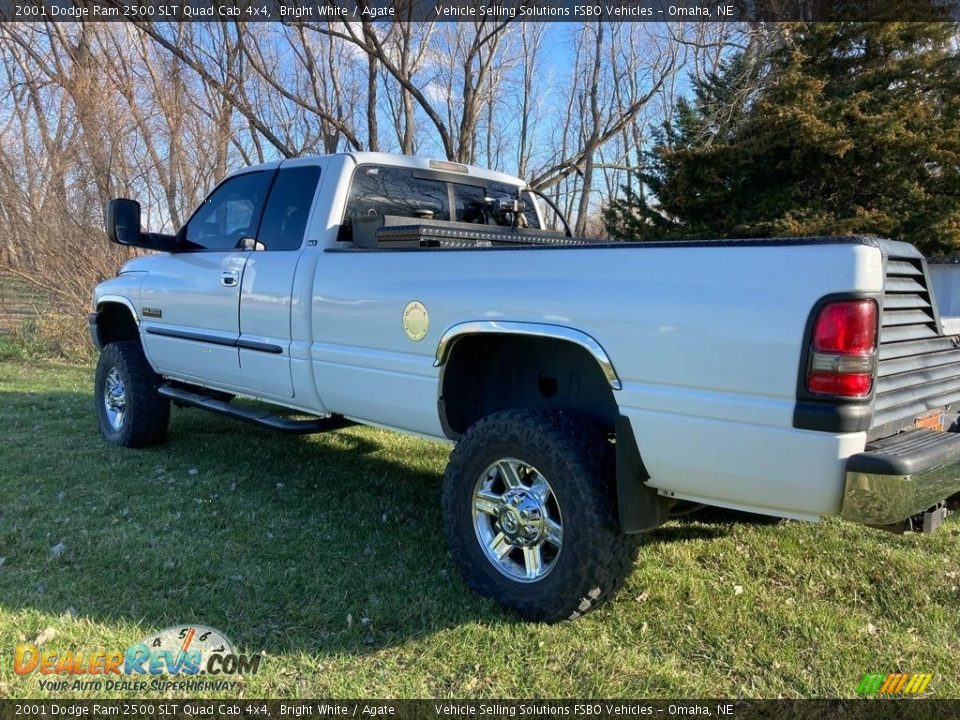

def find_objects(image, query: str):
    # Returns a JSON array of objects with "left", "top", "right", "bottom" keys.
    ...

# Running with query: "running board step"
[{"left": 158, "top": 384, "right": 350, "bottom": 435}]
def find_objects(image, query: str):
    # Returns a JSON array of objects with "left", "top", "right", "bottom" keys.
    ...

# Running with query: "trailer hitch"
[{"left": 875, "top": 502, "right": 950, "bottom": 534}]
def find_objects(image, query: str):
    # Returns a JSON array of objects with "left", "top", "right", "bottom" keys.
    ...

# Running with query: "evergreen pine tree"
[{"left": 605, "top": 14, "right": 960, "bottom": 256}]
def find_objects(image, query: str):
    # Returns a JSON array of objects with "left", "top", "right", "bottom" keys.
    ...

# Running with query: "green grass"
[{"left": 1, "top": 358, "right": 959, "bottom": 699}]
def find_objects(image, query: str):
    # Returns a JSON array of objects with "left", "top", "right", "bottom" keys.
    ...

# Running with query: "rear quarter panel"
[{"left": 309, "top": 240, "right": 884, "bottom": 519}]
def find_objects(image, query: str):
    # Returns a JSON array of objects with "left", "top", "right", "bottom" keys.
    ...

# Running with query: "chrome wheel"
[
  {"left": 103, "top": 367, "right": 126, "bottom": 431},
  {"left": 472, "top": 458, "right": 563, "bottom": 583}
]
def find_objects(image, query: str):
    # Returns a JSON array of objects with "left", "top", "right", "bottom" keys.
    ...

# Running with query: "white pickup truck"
[{"left": 90, "top": 152, "right": 960, "bottom": 621}]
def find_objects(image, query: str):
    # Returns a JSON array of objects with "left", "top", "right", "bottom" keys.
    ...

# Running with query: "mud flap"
[{"left": 615, "top": 415, "right": 671, "bottom": 533}]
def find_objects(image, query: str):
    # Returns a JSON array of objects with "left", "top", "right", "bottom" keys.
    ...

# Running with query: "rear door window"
[{"left": 257, "top": 166, "right": 322, "bottom": 251}]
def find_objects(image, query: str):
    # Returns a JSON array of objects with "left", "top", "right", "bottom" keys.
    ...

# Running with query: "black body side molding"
[{"left": 145, "top": 326, "right": 283, "bottom": 354}]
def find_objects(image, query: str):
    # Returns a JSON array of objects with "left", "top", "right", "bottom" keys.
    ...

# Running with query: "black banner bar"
[
  {"left": 1, "top": 700, "right": 958, "bottom": 720},
  {"left": 1, "top": 0, "right": 958, "bottom": 22}
]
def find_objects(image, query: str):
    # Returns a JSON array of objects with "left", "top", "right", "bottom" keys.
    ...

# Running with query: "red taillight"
[
  {"left": 806, "top": 299, "right": 878, "bottom": 398},
  {"left": 806, "top": 372, "right": 873, "bottom": 396},
  {"left": 813, "top": 300, "right": 877, "bottom": 354}
]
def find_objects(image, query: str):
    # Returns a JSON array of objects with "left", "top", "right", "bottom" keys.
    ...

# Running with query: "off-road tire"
[
  {"left": 95, "top": 341, "right": 170, "bottom": 448},
  {"left": 441, "top": 408, "right": 640, "bottom": 622}
]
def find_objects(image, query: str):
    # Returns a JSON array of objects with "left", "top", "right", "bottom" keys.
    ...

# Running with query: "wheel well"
[
  {"left": 96, "top": 302, "right": 140, "bottom": 347},
  {"left": 439, "top": 334, "right": 619, "bottom": 438}
]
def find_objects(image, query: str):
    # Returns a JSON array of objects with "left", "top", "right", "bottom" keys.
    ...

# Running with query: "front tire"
[
  {"left": 441, "top": 409, "right": 639, "bottom": 622},
  {"left": 95, "top": 341, "right": 170, "bottom": 448}
]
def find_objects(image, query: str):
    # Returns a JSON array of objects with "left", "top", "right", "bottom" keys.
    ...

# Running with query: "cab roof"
[{"left": 226, "top": 152, "right": 528, "bottom": 188}]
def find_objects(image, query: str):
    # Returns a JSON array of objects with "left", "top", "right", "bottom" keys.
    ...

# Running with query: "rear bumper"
[{"left": 841, "top": 429, "right": 960, "bottom": 525}]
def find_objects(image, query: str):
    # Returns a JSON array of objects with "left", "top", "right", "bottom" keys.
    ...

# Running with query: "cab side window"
[
  {"left": 257, "top": 166, "right": 322, "bottom": 251},
  {"left": 182, "top": 171, "right": 271, "bottom": 251}
]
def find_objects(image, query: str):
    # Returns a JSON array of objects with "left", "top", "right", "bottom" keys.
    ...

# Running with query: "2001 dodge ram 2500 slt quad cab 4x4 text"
[{"left": 90, "top": 152, "right": 960, "bottom": 621}]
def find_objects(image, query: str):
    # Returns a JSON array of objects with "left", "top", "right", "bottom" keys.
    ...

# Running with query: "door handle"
[{"left": 221, "top": 271, "right": 239, "bottom": 287}]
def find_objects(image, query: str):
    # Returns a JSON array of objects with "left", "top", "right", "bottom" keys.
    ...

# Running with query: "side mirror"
[
  {"left": 105, "top": 198, "right": 178, "bottom": 252},
  {"left": 105, "top": 198, "right": 142, "bottom": 246}
]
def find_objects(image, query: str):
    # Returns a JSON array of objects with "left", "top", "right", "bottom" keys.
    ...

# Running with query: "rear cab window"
[
  {"left": 455, "top": 181, "right": 541, "bottom": 229},
  {"left": 345, "top": 166, "right": 450, "bottom": 224},
  {"left": 340, "top": 164, "right": 540, "bottom": 244}
]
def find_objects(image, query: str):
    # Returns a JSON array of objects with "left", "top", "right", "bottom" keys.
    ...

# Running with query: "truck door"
[
  {"left": 140, "top": 170, "right": 274, "bottom": 388},
  {"left": 238, "top": 163, "right": 324, "bottom": 398}
]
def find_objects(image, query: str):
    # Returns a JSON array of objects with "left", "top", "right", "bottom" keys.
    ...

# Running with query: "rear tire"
[
  {"left": 441, "top": 408, "right": 639, "bottom": 622},
  {"left": 95, "top": 341, "right": 170, "bottom": 448}
]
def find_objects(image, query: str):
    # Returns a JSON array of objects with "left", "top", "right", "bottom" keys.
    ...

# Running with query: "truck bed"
[{"left": 340, "top": 224, "right": 889, "bottom": 252}]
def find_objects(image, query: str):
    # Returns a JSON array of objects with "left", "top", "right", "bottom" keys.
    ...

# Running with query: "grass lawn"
[{"left": 0, "top": 358, "right": 959, "bottom": 700}]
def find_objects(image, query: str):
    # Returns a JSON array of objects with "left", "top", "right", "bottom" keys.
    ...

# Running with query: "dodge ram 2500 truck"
[{"left": 90, "top": 152, "right": 960, "bottom": 621}]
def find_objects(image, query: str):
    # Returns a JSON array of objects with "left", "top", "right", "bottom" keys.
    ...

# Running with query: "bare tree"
[
  {"left": 0, "top": 19, "right": 754, "bottom": 355},
  {"left": 0, "top": 22, "right": 264, "bottom": 349},
  {"left": 514, "top": 23, "right": 546, "bottom": 179},
  {"left": 523, "top": 23, "right": 680, "bottom": 235},
  {"left": 380, "top": 20, "right": 434, "bottom": 154},
  {"left": 303, "top": 15, "right": 515, "bottom": 163}
]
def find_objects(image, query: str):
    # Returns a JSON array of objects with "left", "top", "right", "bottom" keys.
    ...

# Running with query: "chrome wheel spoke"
[
  {"left": 529, "top": 476, "right": 551, "bottom": 504},
  {"left": 489, "top": 532, "right": 513, "bottom": 560},
  {"left": 544, "top": 518, "right": 562, "bottom": 547},
  {"left": 474, "top": 490, "right": 501, "bottom": 516},
  {"left": 496, "top": 460, "right": 523, "bottom": 489},
  {"left": 523, "top": 546, "right": 543, "bottom": 579}
]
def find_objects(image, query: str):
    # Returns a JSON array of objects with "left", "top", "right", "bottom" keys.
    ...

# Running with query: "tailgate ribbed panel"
[{"left": 874, "top": 250, "right": 960, "bottom": 428}]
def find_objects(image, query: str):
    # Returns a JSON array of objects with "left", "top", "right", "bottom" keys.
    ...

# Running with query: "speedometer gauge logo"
[
  {"left": 140, "top": 625, "right": 236, "bottom": 661},
  {"left": 127, "top": 625, "right": 258, "bottom": 676}
]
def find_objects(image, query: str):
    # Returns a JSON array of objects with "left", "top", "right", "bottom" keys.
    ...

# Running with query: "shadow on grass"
[
  {"left": 1, "top": 389, "right": 527, "bottom": 655},
  {"left": 0, "top": 388, "right": 750, "bottom": 656}
]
